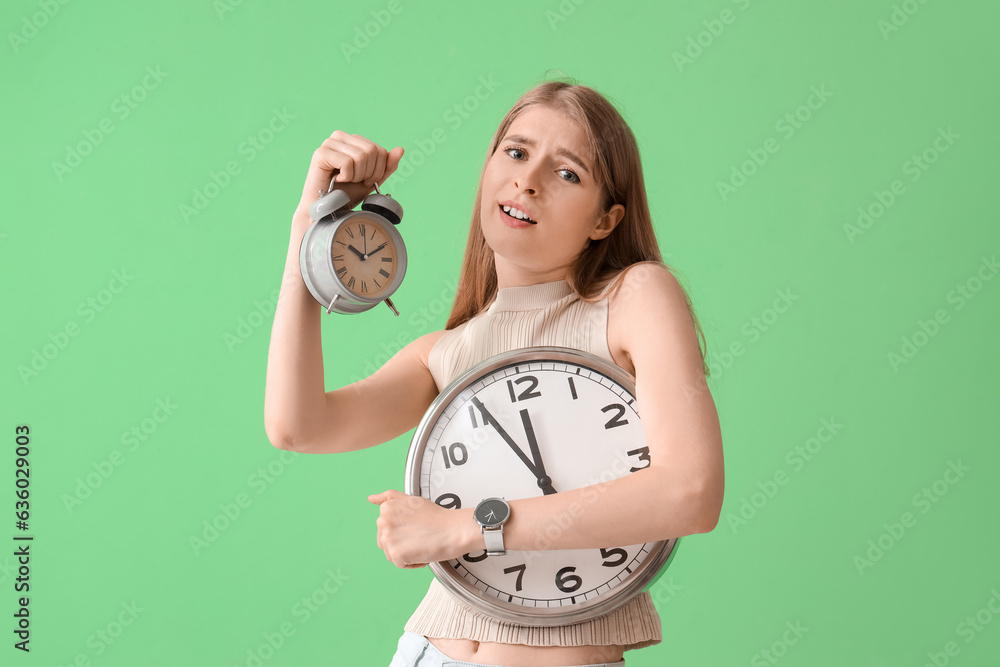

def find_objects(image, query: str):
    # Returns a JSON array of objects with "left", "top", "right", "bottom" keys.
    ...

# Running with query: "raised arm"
[{"left": 263, "top": 133, "right": 442, "bottom": 454}]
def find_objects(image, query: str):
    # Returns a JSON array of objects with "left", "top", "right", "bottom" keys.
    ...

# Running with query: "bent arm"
[
  {"left": 263, "top": 209, "right": 441, "bottom": 454},
  {"left": 263, "top": 211, "right": 326, "bottom": 450},
  {"left": 446, "top": 265, "right": 725, "bottom": 553}
]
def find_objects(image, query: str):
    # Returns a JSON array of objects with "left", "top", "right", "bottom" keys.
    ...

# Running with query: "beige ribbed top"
[{"left": 403, "top": 278, "right": 663, "bottom": 651}]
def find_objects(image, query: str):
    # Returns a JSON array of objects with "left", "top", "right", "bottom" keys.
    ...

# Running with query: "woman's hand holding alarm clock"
[
  {"left": 294, "top": 131, "right": 404, "bottom": 218},
  {"left": 293, "top": 132, "right": 410, "bottom": 316}
]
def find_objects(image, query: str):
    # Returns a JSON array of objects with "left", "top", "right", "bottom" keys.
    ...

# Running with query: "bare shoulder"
[
  {"left": 376, "top": 328, "right": 449, "bottom": 382},
  {"left": 606, "top": 263, "right": 700, "bottom": 377},
  {"left": 402, "top": 328, "right": 449, "bottom": 362}
]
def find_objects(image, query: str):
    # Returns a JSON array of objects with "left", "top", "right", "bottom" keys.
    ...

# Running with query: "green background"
[{"left": 3, "top": 0, "right": 999, "bottom": 664}]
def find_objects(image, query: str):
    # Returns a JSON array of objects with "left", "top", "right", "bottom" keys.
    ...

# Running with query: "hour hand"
[
  {"left": 519, "top": 409, "right": 557, "bottom": 495},
  {"left": 348, "top": 244, "right": 366, "bottom": 260}
]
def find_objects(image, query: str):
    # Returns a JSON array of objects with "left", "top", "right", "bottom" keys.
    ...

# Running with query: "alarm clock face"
[
  {"left": 330, "top": 212, "right": 400, "bottom": 300},
  {"left": 405, "top": 347, "right": 677, "bottom": 625}
]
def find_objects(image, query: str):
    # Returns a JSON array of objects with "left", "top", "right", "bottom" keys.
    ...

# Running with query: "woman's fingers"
[
  {"left": 368, "top": 146, "right": 388, "bottom": 186},
  {"left": 381, "top": 146, "right": 405, "bottom": 186},
  {"left": 298, "top": 132, "right": 405, "bottom": 215}
]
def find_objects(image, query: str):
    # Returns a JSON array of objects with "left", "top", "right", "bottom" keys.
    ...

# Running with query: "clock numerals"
[
  {"left": 555, "top": 566, "right": 583, "bottom": 593},
  {"left": 507, "top": 375, "right": 541, "bottom": 403},
  {"left": 463, "top": 549, "right": 489, "bottom": 563},
  {"left": 379, "top": 268, "right": 390, "bottom": 278},
  {"left": 345, "top": 226, "right": 355, "bottom": 239},
  {"left": 434, "top": 493, "right": 461, "bottom": 509},
  {"left": 600, "top": 547, "right": 628, "bottom": 567},
  {"left": 601, "top": 403, "right": 629, "bottom": 429},
  {"left": 335, "top": 266, "right": 347, "bottom": 278},
  {"left": 503, "top": 564, "right": 526, "bottom": 592},
  {"left": 567, "top": 376, "right": 578, "bottom": 400},
  {"left": 440, "top": 442, "right": 468, "bottom": 469},
  {"left": 359, "top": 223, "right": 366, "bottom": 238},
  {"left": 627, "top": 446, "right": 651, "bottom": 472}
]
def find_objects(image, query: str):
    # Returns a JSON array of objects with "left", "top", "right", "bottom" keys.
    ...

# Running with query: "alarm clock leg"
[
  {"left": 384, "top": 298, "right": 399, "bottom": 316},
  {"left": 325, "top": 294, "right": 340, "bottom": 315}
]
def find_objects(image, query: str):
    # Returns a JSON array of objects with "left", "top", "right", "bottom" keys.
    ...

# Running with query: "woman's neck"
[{"left": 493, "top": 255, "right": 570, "bottom": 289}]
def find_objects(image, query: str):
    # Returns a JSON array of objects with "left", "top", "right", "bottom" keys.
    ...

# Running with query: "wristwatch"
[{"left": 473, "top": 497, "right": 511, "bottom": 556}]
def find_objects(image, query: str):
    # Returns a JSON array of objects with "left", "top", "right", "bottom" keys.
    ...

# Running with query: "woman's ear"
[{"left": 590, "top": 204, "right": 625, "bottom": 241}]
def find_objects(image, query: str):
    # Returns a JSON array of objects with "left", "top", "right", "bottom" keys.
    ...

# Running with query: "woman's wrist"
[{"left": 453, "top": 507, "right": 482, "bottom": 556}]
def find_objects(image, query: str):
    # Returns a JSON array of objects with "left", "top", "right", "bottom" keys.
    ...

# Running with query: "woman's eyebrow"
[{"left": 503, "top": 134, "right": 591, "bottom": 175}]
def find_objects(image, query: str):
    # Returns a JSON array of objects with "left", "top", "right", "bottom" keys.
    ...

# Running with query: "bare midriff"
[{"left": 427, "top": 637, "right": 624, "bottom": 666}]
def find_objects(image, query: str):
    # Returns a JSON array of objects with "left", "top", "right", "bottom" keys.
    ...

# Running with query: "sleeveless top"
[{"left": 403, "top": 278, "right": 663, "bottom": 651}]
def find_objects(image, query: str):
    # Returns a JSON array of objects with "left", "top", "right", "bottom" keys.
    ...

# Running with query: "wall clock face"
[{"left": 405, "top": 346, "right": 680, "bottom": 625}]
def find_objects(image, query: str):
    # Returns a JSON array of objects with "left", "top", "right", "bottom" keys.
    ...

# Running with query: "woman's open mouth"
[{"left": 499, "top": 204, "right": 537, "bottom": 227}]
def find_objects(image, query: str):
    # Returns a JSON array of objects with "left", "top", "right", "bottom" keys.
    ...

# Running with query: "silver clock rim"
[
  {"left": 299, "top": 212, "right": 407, "bottom": 314},
  {"left": 404, "top": 345, "right": 680, "bottom": 626}
]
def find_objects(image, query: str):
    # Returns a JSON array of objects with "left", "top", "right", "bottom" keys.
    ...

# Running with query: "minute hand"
[{"left": 469, "top": 398, "right": 558, "bottom": 495}]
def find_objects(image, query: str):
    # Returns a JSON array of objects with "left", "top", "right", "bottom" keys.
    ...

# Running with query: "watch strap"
[{"left": 482, "top": 526, "right": 506, "bottom": 556}]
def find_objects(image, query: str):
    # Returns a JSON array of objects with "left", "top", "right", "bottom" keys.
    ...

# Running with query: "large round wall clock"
[{"left": 404, "top": 346, "right": 681, "bottom": 625}]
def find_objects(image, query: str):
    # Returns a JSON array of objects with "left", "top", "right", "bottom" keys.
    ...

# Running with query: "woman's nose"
[{"left": 514, "top": 171, "right": 539, "bottom": 195}]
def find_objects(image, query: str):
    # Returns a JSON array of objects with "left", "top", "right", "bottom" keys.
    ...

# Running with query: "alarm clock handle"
[{"left": 309, "top": 188, "right": 352, "bottom": 222}]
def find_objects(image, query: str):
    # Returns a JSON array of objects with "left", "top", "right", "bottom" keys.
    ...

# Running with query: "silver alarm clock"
[{"left": 299, "top": 177, "right": 406, "bottom": 315}]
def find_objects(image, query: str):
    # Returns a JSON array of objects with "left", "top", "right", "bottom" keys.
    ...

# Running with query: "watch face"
[
  {"left": 330, "top": 213, "right": 399, "bottom": 299},
  {"left": 474, "top": 498, "right": 510, "bottom": 527},
  {"left": 406, "top": 347, "right": 678, "bottom": 625}
]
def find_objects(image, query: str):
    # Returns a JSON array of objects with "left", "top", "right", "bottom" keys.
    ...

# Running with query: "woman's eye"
[
  {"left": 505, "top": 147, "right": 525, "bottom": 160},
  {"left": 558, "top": 169, "right": 580, "bottom": 183}
]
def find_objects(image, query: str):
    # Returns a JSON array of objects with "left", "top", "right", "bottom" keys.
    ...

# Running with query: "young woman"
[{"left": 265, "top": 81, "right": 725, "bottom": 667}]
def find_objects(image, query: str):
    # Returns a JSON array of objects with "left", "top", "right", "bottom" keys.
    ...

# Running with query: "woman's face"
[{"left": 479, "top": 105, "right": 624, "bottom": 286}]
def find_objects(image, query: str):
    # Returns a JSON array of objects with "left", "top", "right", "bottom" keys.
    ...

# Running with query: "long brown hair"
[{"left": 445, "top": 79, "right": 711, "bottom": 377}]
